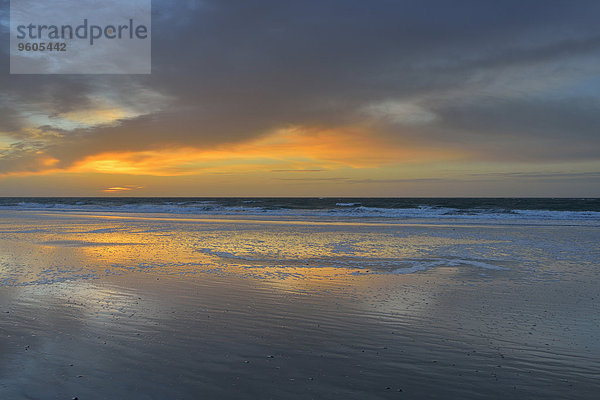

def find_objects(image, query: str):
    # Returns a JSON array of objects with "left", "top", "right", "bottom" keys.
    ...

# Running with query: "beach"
[
  {"left": 1, "top": 201, "right": 599, "bottom": 399},
  {"left": 4, "top": 0, "right": 600, "bottom": 398}
]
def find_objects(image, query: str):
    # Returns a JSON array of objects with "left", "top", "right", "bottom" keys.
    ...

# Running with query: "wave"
[{"left": 0, "top": 198, "right": 599, "bottom": 221}]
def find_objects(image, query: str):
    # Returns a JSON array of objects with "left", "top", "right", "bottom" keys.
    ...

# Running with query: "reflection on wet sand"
[{"left": 1, "top": 210, "right": 599, "bottom": 399}]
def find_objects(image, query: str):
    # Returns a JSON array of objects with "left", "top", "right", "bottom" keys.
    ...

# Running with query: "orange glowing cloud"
[
  {"left": 66, "top": 126, "right": 461, "bottom": 176},
  {"left": 102, "top": 185, "right": 144, "bottom": 193},
  {"left": 1, "top": 126, "right": 462, "bottom": 178}
]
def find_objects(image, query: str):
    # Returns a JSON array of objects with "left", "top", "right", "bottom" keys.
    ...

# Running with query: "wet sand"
[{"left": 1, "top": 210, "right": 599, "bottom": 399}]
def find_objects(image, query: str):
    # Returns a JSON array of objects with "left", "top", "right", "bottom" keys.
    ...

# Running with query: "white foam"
[
  {"left": 391, "top": 258, "right": 509, "bottom": 274},
  {"left": 1, "top": 201, "right": 599, "bottom": 221}
]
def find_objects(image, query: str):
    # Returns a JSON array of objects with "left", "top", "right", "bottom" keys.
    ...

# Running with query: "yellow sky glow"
[{"left": 66, "top": 127, "right": 460, "bottom": 176}]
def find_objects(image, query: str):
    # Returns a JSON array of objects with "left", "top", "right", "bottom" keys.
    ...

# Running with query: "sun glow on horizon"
[{"left": 61, "top": 127, "right": 462, "bottom": 177}]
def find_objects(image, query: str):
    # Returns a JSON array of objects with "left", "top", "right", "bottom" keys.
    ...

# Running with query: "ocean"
[{"left": 1, "top": 197, "right": 600, "bottom": 220}]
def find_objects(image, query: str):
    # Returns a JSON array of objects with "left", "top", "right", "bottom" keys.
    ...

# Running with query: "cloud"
[
  {"left": 102, "top": 185, "right": 144, "bottom": 193},
  {"left": 418, "top": 97, "right": 600, "bottom": 161},
  {"left": 7, "top": 126, "right": 457, "bottom": 177},
  {"left": 364, "top": 102, "right": 437, "bottom": 126},
  {"left": 1, "top": 0, "right": 600, "bottom": 184},
  {"left": 271, "top": 169, "right": 325, "bottom": 173},
  {"left": 467, "top": 171, "right": 600, "bottom": 180}
]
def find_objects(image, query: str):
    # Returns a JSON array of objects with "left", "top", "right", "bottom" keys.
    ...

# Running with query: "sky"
[{"left": 1, "top": 0, "right": 600, "bottom": 197}]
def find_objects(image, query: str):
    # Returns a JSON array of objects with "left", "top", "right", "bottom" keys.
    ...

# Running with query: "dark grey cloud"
[
  {"left": 434, "top": 97, "right": 600, "bottom": 141},
  {"left": 2, "top": 0, "right": 600, "bottom": 173},
  {"left": 395, "top": 97, "right": 600, "bottom": 161},
  {"left": 0, "top": 106, "right": 23, "bottom": 132}
]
